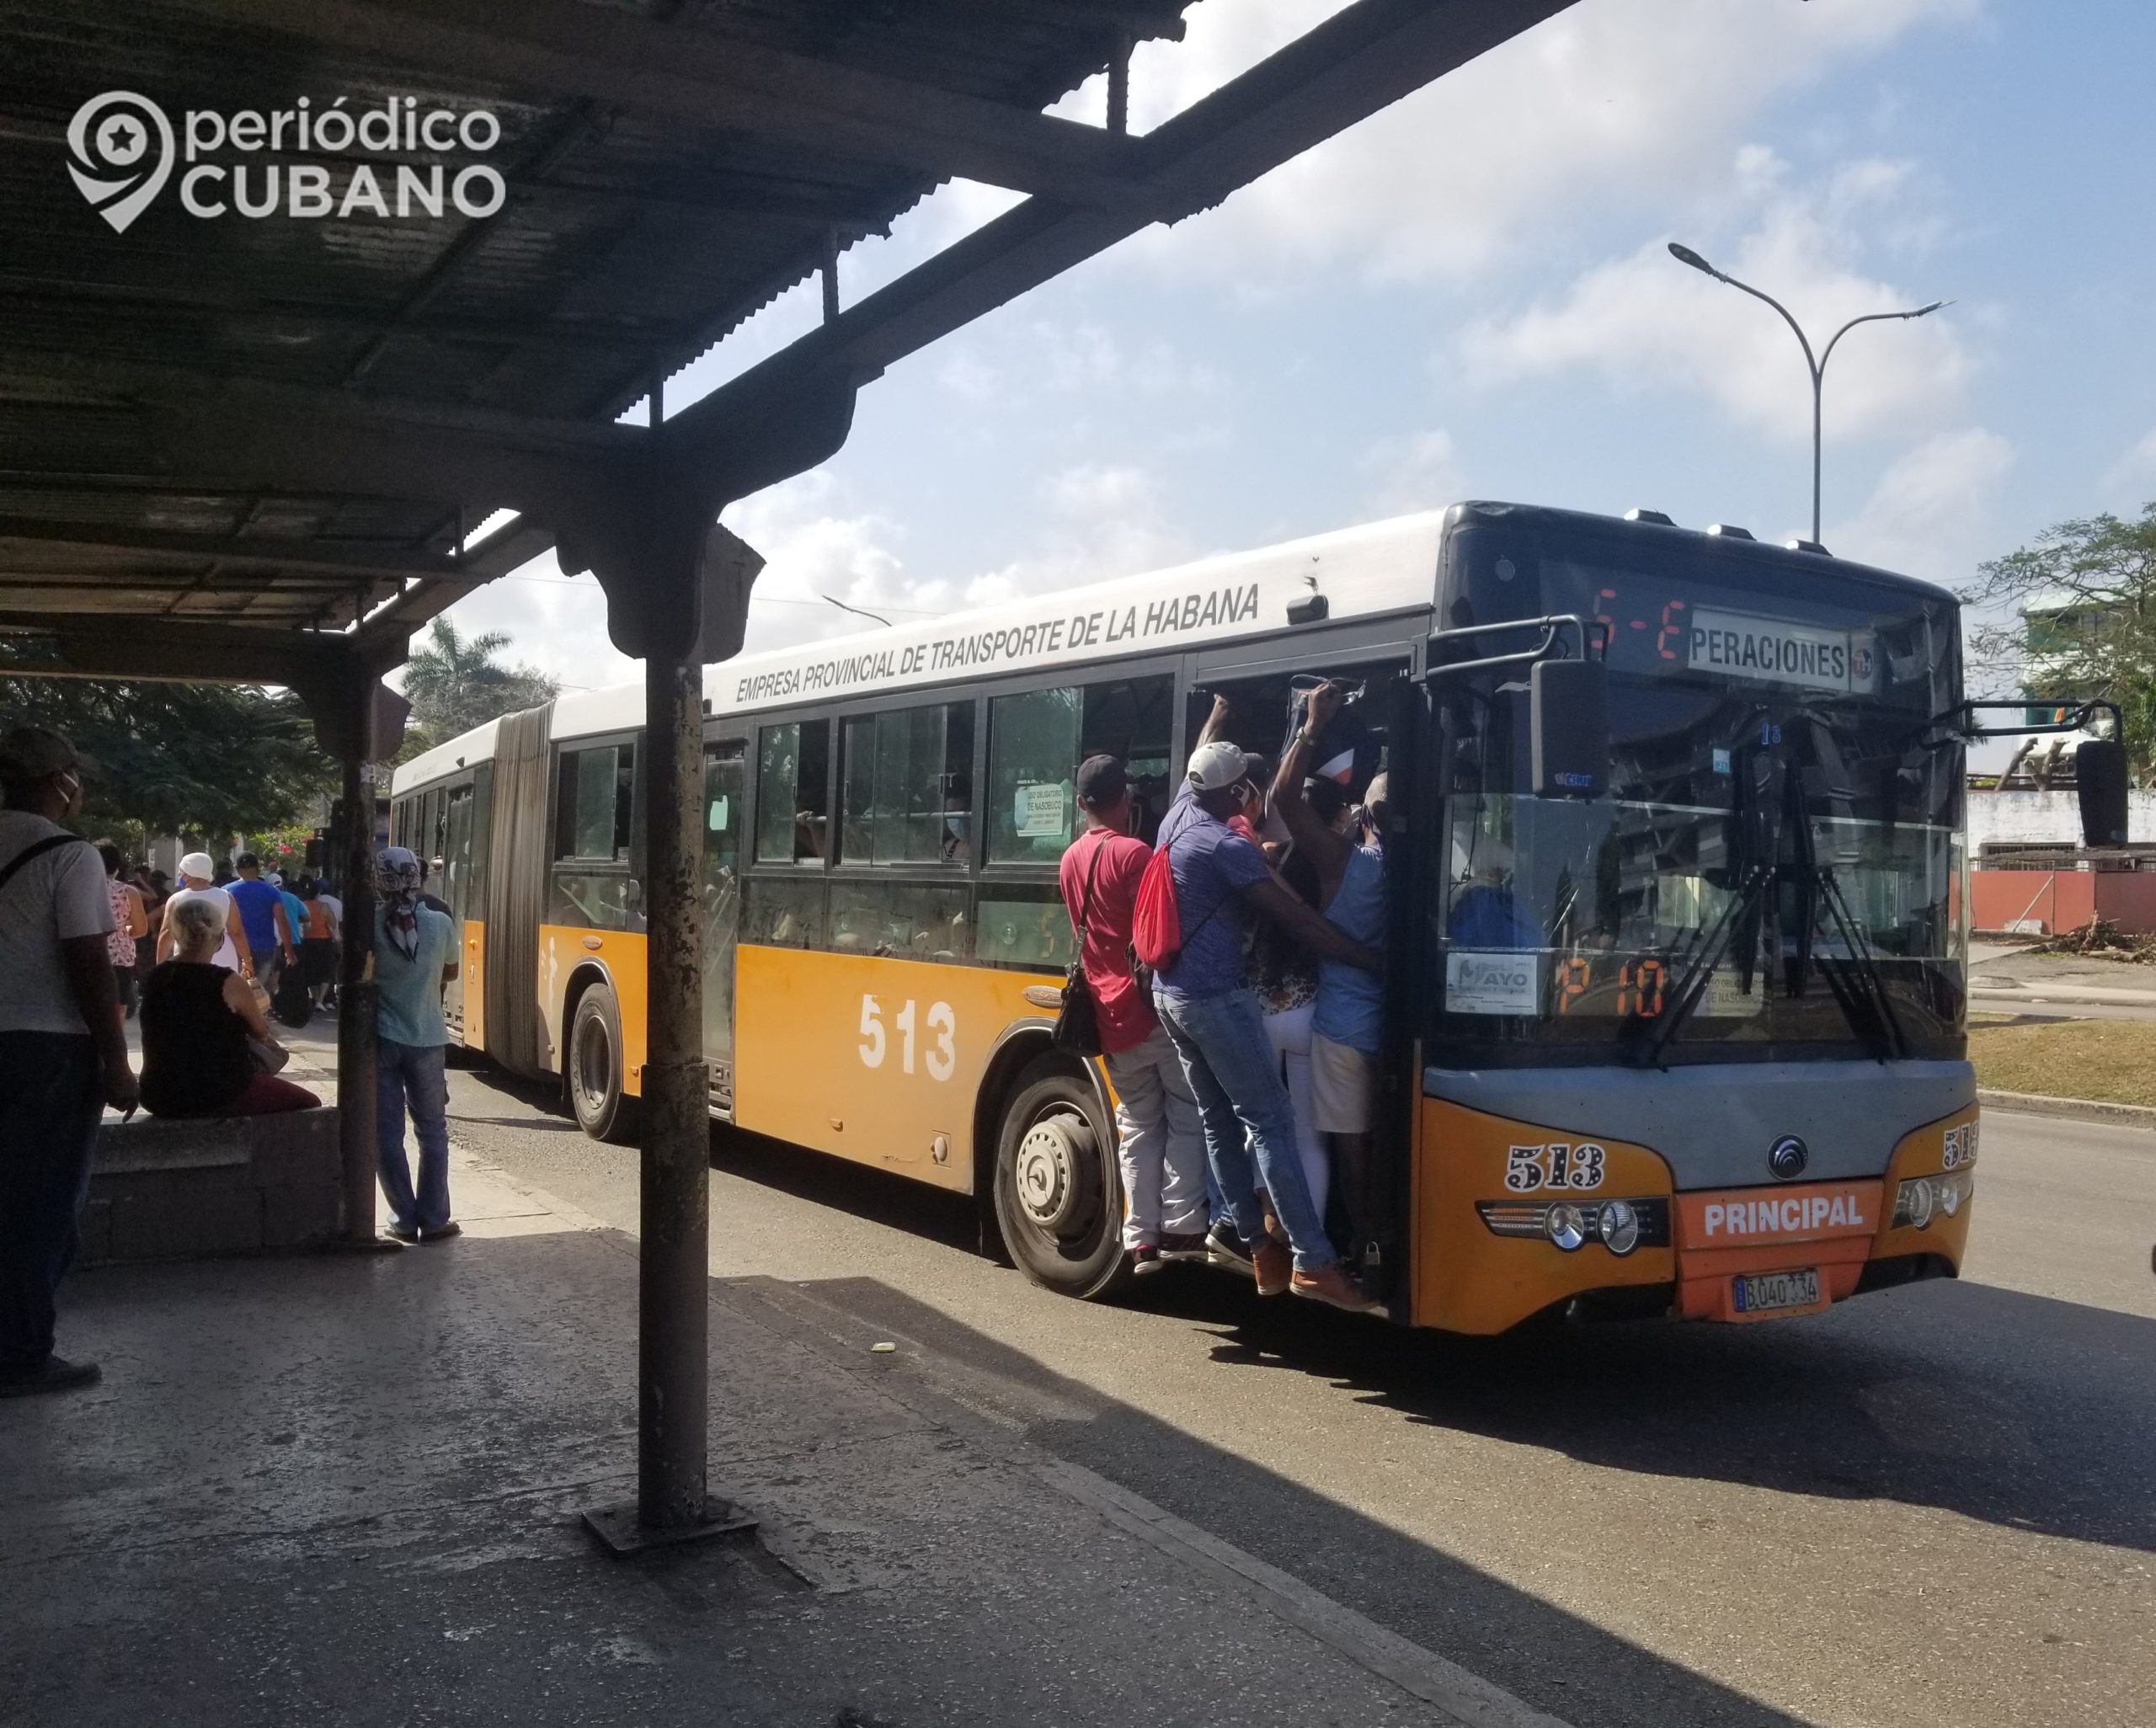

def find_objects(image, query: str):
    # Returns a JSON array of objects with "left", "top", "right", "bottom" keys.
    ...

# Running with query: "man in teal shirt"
[{"left": 372, "top": 846, "right": 460, "bottom": 1242}]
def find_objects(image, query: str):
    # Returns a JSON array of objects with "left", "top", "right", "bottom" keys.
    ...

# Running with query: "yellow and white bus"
[{"left": 394, "top": 501, "right": 1992, "bottom": 1331}]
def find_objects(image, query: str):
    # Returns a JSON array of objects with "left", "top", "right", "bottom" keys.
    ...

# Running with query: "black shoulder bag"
[{"left": 1053, "top": 835, "right": 1107, "bottom": 1058}]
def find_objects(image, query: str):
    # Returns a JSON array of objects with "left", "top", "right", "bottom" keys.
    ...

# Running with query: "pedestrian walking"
[
  {"left": 96, "top": 842, "right": 149, "bottom": 1019},
  {"left": 1058, "top": 755, "right": 1209, "bottom": 1276},
  {"left": 0, "top": 727, "right": 138, "bottom": 1397},
  {"left": 227, "top": 855, "right": 295, "bottom": 994},
  {"left": 160, "top": 851, "right": 251, "bottom": 979},
  {"left": 373, "top": 845, "right": 461, "bottom": 1243}
]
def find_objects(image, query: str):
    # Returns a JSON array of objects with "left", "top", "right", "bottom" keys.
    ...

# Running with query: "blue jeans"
[
  {"left": 0, "top": 1032, "right": 103, "bottom": 1374},
  {"left": 376, "top": 1037, "right": 451, "bottom": 1231},
  {"left": 1155, "top": 988, "right": 1335, "bottom": 1272}
]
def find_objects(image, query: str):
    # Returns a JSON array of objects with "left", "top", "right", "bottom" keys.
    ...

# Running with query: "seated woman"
[{"left": 140, "top": 893, "right": 322, "bottom": 1117}]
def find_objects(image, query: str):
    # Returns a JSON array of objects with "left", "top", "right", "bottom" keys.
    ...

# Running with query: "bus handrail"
[{"left": 1424, "top": 614, "right": 1605, "bottom": 681}]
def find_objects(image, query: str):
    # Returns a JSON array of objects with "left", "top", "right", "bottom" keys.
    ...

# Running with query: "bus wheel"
[
  {"left": 992, "top": 1056, "right": 1126, "bottom": 1299},
  {"left": 568, "top": 983, "right": 639, "bottom": 1145}
]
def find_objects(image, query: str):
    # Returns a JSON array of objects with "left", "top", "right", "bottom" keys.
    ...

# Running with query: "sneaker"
[
  {"left": 420, "top": 1220, "right": 462, "bottom": 1242},
  {"left": 1290, "top": 1262, "right": 1383, "bottom": 1314},
  {"left": 1157, "top": 1231, "right": 1210, "bottom": 1263},
  {"left": 0, "top": 1356, "right": 101, "bottom": 1399},
  {"left": 1205, "top": 1222, "right": 1254, "bottom": 1275},
  {"left": 385, "top": 1220, "right": 419, "bottom": 1243},
  {"left": 1129, "top": 1243, "right": 1164, "bottom": 1277},
  {"left": 1252, "top": 1238, "right": 1292, "bottom": 1297}
]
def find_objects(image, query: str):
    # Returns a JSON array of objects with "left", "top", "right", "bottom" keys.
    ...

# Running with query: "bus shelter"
[{"left": 0, "top": 0, "right": 1573, "bottom": 1545}]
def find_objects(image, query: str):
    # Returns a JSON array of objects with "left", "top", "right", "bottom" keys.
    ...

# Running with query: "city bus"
[{"left": 393, "top": 501, "right": 1997, "bottom": 1332}]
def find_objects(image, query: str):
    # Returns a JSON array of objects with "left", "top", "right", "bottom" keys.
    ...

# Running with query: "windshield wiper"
[
  {"left": 1631, "top": 737, "right": 1771, "bottom": 1068},
  {"left": 1785, "top": 744, "right": 1909, "bottom": 1061}
]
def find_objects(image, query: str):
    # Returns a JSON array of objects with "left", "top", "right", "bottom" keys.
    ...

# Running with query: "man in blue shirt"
[
  {"left": 1151, "top": 730, "right": 1383, "bottom": 1313},
  {"left": 372, "top": 846, "right": 460, "bottom": 1242},
  {"left": 227, "top": 855, "right": 295, "bottom": 991}
]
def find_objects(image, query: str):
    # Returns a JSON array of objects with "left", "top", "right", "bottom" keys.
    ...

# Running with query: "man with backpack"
[
  {"left": 1058, "top": 755, "right": 1209, "bottom": 1276},
  {"left": 0, "top": 727, "right": 138, "bottom": 1396},
  {"left": 1141, "top": 725, "right": 1385, "bottom": 1313}
]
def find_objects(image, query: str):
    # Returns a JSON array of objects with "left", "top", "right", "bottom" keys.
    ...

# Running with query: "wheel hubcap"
[{"left": 1015, "top": 1111, "right": 1097, "bottom": 1235}]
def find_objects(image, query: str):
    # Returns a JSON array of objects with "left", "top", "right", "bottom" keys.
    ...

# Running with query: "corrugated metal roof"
[{"left": 0, "top": 0, "right": 1193, "bottom": 633}]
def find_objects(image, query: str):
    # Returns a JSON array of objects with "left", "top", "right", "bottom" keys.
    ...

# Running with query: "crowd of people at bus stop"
[
  {"left": 0, "top": 724, "right": 466, "bottom": 1399},
  {"left": 1057, "top": 680, "right": 1391, "bottom": 1314}
]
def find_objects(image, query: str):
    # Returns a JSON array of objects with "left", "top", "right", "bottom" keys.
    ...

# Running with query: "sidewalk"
[
  {"left": 0, "top": 1145, "right": 1559, "bottom": 1728},
  {"left": 1969, "top": 938, "right": 2156, "bottom": 1009}
]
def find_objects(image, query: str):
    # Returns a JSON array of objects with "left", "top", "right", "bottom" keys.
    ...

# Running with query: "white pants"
[
  {"left": 1105, "top": 1023, "right": 1209, "bottom": 1246},
  {"left": 1262, "top": 1001, "right": 1329, "bottom": 1226}
]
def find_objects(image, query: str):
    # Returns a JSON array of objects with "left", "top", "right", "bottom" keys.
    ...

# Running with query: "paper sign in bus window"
[
  {"left": 1013, "top": 781, "right": 1068, "bottom": 839},
  {"left": 1446, "top": 950, "right": 1539, "bottom": 1016}
]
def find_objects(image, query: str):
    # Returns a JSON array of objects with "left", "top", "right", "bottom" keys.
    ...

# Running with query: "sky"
[{"left": 426, "top": 0, "right": 2156, "bottom": 723}]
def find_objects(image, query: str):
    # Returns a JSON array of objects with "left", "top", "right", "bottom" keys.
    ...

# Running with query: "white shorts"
[{"left": 1309, "top": 1032, "right": 1376, "bottom": 1134}]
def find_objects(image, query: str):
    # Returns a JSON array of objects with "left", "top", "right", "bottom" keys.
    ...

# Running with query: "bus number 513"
[{"left": 858, "top": 995, "right": 957, "bottom": 1081}]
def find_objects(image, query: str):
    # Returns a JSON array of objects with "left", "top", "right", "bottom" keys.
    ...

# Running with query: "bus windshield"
[{"left": 1432, "top": 524, "right": 1967, "bottom": 1062}]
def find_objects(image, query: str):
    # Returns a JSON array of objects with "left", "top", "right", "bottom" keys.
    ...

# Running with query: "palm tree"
[{"left": 400, "top": 618, "right": 558, "bottom": 742}]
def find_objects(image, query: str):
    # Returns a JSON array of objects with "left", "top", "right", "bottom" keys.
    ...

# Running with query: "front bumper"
[{"left": 1411, "top": 1080, "right": 1979, "bottom": 1334}]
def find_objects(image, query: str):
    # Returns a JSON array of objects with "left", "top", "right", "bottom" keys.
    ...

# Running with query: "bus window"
[
  {"left": 555, "top": 744, "right": 634, "bottom": 861},
  {"left": 987, "top": 675, "right": 1171, "bottom": 861},
  {"left": 830, "top": 881, "right": 969, "bottom": 960},
  {"left": 976, "top": 883, "right": 1074, "bottom": 968},
  {"left": 756, "top": 721, "right": 830, "bottom": 863},
  {"left": 838, "top": 702, "right": 974, "bottom": 866}
]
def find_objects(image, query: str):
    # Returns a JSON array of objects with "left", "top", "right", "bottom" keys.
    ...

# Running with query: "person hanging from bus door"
[
  {"left": 1273, "top": 681, "right": 1390, "bottom": 1285},
  {"left": 1242, "top": 772, "right": 1352, "bottom": 1250},
  {"left": 1058, "top": 755, "right": 1209, "bottom": 1277},
  {"left": 1149, "top": 736, "right": 1385, "bottom": 1314}
]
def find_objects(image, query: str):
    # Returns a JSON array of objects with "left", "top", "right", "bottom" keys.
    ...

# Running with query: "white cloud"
[
  {"left": 1103, "top": 0, "right": 1978, "bottom": 288},
  {"left": 1460, "top": 151, "right": 1971, "bottom": 445},
  {"left": 1830, "top": 425, "right": 2014, "bottom": 584},
  {"left": 931, "top": 318, "right": 1225, "bottom": 407},
  {"left": 1360, "top": 429, "right": 1465, "bottom": 516},
  {"left": 2103, "top": 428, "right": 2156, "bottom": 504}
]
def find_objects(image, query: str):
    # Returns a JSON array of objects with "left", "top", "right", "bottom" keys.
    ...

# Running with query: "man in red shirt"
[{"left": 1059, "top": 755, "right": 1209, "bottom": 1274}]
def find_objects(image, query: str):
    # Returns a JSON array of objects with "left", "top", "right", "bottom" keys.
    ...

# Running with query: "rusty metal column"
[
  {"left": 639, "top": 641, "right": 709, "bottom": 1528},
  {"left": 335, "top": 747, "right": 380, "bottom": 1243}
]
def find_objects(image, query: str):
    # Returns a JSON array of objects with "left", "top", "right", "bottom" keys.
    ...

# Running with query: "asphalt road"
[{"left": 444, "top": 1065, "right": 2156, "bottom": 1728}]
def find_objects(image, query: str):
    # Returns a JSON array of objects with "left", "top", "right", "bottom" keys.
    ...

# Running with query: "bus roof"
[{"left": 391, "top": 501, "right": 1953, "bottom": 792}]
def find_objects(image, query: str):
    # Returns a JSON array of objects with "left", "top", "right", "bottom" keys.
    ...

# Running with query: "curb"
[
  {"left": 1972, "top": 982, "right": 2156, "bottom": 1008},
  {"left": 1977, "top": 1088, "right": 2156, "bottom": 1129}
]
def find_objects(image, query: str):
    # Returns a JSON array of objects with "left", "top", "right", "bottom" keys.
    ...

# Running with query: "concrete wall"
[
  {"left": 81, "top": 1108, "right": 344, "bottom": 1267},
  {"left": 1967, "top": 789, "right": 2156, "bottom": 851}
]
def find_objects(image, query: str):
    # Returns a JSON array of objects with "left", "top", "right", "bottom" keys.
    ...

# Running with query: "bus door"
[
  {"left": 1184, "top": 632, "right": 1426, "bottom": 1304},
  {"left": 440, "top": 781, "right": 476, "bottom": 1038},
  {"left": 701, "top": 739, "right": 746, "bottom": 1114}
]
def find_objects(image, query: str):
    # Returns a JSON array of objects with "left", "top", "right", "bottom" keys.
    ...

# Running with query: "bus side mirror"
[
  {"left": 1531, "top": 657, "right": 1608, "bottom": 798},
  {"left": 2077, "top": 738, "right": 2129, "bottom": 846}
]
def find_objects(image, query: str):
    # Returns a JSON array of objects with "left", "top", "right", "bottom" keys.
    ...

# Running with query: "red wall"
[{"left": 1972, "top": 870, "right": 2096, "bottom": 935}]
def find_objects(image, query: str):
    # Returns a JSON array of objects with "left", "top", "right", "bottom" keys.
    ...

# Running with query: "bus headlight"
[
  {"left": 1598, "top": 1199, "right": 1641, "bottom": 1256},
  {"left": 1893, "top": 1171, "right": 1972, "bottom": 1229},
  {"left": 1545, "top": 1204, "right": 1587, "bottom": 1251}
]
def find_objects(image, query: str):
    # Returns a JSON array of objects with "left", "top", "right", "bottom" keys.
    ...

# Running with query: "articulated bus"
[{"left": 393, "top": 501, "right": 1987, "bottom": 1332}]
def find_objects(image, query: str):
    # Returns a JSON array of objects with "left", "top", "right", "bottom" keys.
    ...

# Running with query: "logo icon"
[
  {"left": 1768, "top": 1134, "right": 1809, "bottom": 1181},
  {"left": 67, "top": 92, "right": 174, "bottom": 232}
]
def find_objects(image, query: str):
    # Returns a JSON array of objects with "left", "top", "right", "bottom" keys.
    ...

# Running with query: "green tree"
[
  {"left": 0, "top": 650, "right": 337, "bottom": 840},
  {"left": 400, "top": 618, "right": 558, "bottom": 744},
  {"left": 1966, "top": 504, "right": 2156, "bottom": 773}
]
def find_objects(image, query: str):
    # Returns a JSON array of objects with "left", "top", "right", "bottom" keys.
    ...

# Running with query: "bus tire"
[
  {"left": 991, "top": 1055, "right": 1127, "bottom": 1299},
  {"left": 568, "top": 982, "right": 639, "bottom": 1145}
]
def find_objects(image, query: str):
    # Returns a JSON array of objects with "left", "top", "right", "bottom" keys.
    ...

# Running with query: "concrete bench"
[{"left": 81, "top": 1107, "right": 346, "bottom": 1267}]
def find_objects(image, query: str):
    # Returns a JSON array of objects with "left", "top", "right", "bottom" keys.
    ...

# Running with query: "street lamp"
[{"left": 1668, "top": 242, "right": 1948, "bottom": 546}]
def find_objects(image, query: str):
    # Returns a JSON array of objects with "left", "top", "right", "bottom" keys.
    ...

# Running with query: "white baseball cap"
[{"left": 1187, "top": 740, "right": 1261, "bottom": 793}]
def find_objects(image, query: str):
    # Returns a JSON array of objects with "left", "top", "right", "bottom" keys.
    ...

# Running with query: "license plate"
[{"left": 1732, "top": 1268, "right": 1820, "bottom": 1314}]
